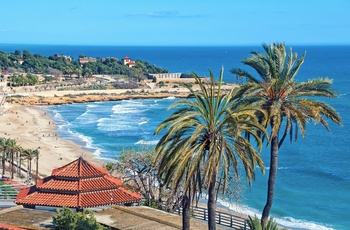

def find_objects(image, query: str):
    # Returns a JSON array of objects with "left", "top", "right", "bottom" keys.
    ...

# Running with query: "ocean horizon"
[{"left": 1, "top": 44, "right": 349, "bottom": 230}]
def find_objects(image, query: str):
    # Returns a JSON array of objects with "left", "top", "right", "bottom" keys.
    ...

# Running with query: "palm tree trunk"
[
  {"left": 35, "top": 156, "right": 39, "bottom": 184},
  {"left": 208, "top": 170, "right": 217, "bottom": 230},
  {"left": 18, "top": 154, "right": 22, "bottom": 177},
  {"left": 182, "top": 190, "right": 191, "bottom": 230},
  {"left": 11, "top": 151, "right": 14, "bottom": 179},
  {"left": 29, "top": 159, "right": 32, "bottom": 179},
  {"left": 261, "top": 134, "right": 279, "bottom": 226},
  {"left": 1, "top": 158, "right": 5, "bottom": 175},
  {"left": 16, "top": 152, "right": 19, "bottom": 176}
]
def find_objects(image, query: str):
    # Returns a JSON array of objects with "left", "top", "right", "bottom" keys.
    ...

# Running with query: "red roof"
[
  {"left": 0, "top": 223, "right": 26, "bottom": 230},
  {"left": 52, "top": 157, "right": 108, "bottom": 178},
  {"left": 15, "top": 157, "right": 142, "bottom": 209},
  {"left": 122, "top": 56, "right": 131, "bottom": 60}
]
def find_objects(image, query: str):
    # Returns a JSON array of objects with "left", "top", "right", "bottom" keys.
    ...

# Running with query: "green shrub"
[
  {"left": 104, "top": 162, "right": 114, "bottom": 172},
  {"left": 142, "top": 198, "right": 158, "bottom": 209},
  {"left": 53, "top": 207, "right": 109, "bottom": 230},
  {"left": 245, "top": 215, "right": 279, "bottom": 230},
  {"left": 53, "top": 207, "right": 77, "bottom": 230}
]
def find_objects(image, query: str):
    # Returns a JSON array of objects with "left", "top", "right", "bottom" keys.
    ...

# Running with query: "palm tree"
[
  {"left": 154, "top": 69, "right": 266, "bottom": 230},
  {"left": 0, "top": 137, "right": 6, "bottom": 175},
  {"left": 23, "top": 148, "right": 37, "bottom": 183},
  {"left": 34, "top": 147, "right": 40, "bottom": 184},
  {"left": 4, "top": 138, "right": 18, "bottom": 179},
  {"left": 17, "top": 146, "right": 24, "bottom": 177},
  {"left": 231, "top": 43, "right": 342, "bottom": 225}
]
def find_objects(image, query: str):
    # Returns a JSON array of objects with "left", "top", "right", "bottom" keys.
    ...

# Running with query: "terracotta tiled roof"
[
  {"left": 0, "top": 223, "right": 26, "bottom": 230},
  {"left": 14, "top": 157, "right": 142, "bottom": 209},
  {"left": 36, "top": 175, "right": 122, "bottom": 192},
  {"left": 51, "top": 157, "right": 108, "bottom": 178},
  {"left": 14, "top": 188, "right": 141, "bottom": 208}
]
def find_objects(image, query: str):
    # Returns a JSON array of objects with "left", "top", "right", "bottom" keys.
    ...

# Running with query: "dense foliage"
[
  {"left": 52, "top": 207, "right": 109, "bottom": 230},
  {"left": 0, "top": 50, "right": 168, "bottom": 77}
]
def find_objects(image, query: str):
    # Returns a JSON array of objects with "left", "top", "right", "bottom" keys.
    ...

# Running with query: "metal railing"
[
  {"left": 176, "top": 206, "right": 249, "bottom": 229},
  {"left": 0, "top": 184, "right": 18, "bottom": 199}
]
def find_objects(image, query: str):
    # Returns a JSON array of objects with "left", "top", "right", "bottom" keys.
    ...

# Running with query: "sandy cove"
[
  {"left": 0, "top": 104, "right": 103, "bottom": 179},
  {"left": 0, "top": 87, "right": 195, "bottom": 181}
]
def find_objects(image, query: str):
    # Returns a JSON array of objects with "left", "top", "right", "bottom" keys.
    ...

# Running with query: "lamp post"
[
  {"left": 35, "top": 146, "right": 40, "bottom": 184},
  {"left": 25, "top": 169, "right": 30, "bottom": 186}
]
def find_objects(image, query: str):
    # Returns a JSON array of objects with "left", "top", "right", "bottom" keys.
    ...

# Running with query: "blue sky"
[{"left": 1, "top": 0, "right": 349, "bottom": 46}]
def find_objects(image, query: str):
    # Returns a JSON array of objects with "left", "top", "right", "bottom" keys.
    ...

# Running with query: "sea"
[{"left": 1, "top": 44, "right": 349, "bottom": 230}]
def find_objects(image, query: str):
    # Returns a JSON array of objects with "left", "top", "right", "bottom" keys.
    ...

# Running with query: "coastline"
[
  {"left": 0, "top": 104, "right": 104, "bottom": 178},
  {"left": 6, "top": 88, "right": 192, "bottom": 106},
  {"left": 4, "top": 83, "right": 237, "bottom": 106},
  {"left": 0, "top": 84, "right": 202, "bottom": 178}
]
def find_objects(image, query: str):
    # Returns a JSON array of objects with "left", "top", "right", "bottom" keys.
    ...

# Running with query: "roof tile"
[{"left": 15, "top": 157, "right": 141, "bottom": 209}]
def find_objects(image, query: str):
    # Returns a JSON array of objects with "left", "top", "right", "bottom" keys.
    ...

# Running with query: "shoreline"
[
  {"left": 0, "top": 104, "right": 104, "bottom": 179},
  {"left": 4, "top": 83, "right": 237, "bottom": 106},
  {"left": 5, "top": 88, "right": 192, "bottom": 106},
  {"left": 0, "top": 85, "right": 200, "bottom": 178}
]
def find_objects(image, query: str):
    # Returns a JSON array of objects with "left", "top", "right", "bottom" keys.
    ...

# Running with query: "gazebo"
[{"left": 15, "top": 157, "right": 142, "bottom": 210}]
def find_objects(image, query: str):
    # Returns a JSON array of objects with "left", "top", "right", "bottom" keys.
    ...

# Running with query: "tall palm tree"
[
  {"left": 0, "top": 137, "right": 6, "bottom": 175},
  {"left": 231, "top": 43, "right": 342, "bottom": 225},
  {"left": 23, "top": 148, "right": 37, "bottom": 183},
  {"left": 154, "top": 69, "right": 266, "bottom": 230},
  {"left": 17, "top": 146, "right": 24, "bottom": 177},
  {"left": 35, "top": 147, "right": 40, "bottom": 184},
  {"left": 4, "top": 138, "right": 18, "bottom": 179}
]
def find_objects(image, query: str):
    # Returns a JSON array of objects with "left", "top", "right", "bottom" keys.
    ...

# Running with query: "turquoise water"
[{"left": 1, "top": 44, "right": 348, "bottom": 229}]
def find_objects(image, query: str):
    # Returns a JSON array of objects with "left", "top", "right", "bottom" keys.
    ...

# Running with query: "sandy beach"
[
  {"left": 0, "top": 84, "right": 197, "bottom": 181},
  {"left": 0, "top": 103, "right": 104, "bottom": 180}
]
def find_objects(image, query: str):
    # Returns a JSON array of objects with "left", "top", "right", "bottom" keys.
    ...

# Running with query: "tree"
[
  {"left": 115, "top": 147, "right": 156, "bottom": 202},
  {"left": 17, "top": 146, "right": 24, "bottom": 177},
  {"left": 23, "top": 148, "right": 37, "bottom": 183},
  {"left": 53, "top": 207, "right": 108, "bottom": 230},
  {"left": 82, "top": 67, "right": 93, "bottom": 78},
  {"left": 3, "top": 138, "right": 18, "bottom": 179},
  {"left": 0, "top": 137, "right": 7, "bottom": 176},
  {"left": 53, "top": 207, "right": 77, "bottom": 230},
  {"left": 113, "top": 147, "right": 181, "bottom": 210},
  {"left": 154, "top": 69, "right": 266, "bottom": 230},
  {"left": 231, "top": 43, "right": 342, "bottom": 225},
  {"left": 35, "top": 147, "right": 40, "bottom": 183}
]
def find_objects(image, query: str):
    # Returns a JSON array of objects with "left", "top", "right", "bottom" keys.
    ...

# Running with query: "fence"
[
  {"left": 0, "top": 184, "right": 18, "bottom": 199},
  {"left": 176, "top": 205, "right": 249, "bottom": 229}
]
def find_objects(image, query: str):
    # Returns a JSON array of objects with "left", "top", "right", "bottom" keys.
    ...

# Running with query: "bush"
[
  {"left": 104, "top": 162, "right": 114, "bottom": 172},
  {"left": 245, "top": 215, "right": 279, "bottom": 230},
  {"left": 53, "top": 207, "right": 109, "bottom": 230}
]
